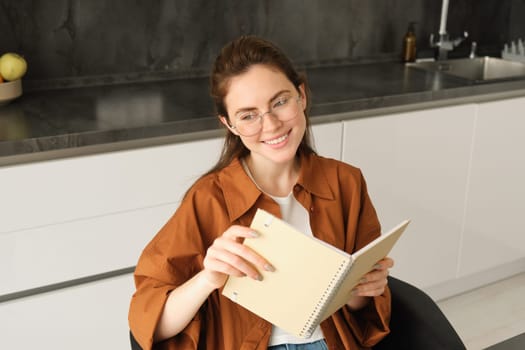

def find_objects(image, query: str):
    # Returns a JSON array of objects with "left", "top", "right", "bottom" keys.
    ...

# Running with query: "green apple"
[{"left": 0, "top": 53, "right": 27, "bottom": 81}]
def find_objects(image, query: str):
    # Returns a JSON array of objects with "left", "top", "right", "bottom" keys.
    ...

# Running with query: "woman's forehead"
[{"left": 225, "top": 65, "right": 294, "bottom": 107}]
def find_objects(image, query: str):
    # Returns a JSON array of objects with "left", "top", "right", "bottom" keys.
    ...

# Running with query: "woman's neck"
[{"left": 244, "top": 155, "right": 299, "bottom": 197}]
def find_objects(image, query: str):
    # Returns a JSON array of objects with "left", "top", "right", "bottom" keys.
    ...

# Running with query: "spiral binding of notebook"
[{"left": 299, "top": 257, "right": 353, "bottom": 338}]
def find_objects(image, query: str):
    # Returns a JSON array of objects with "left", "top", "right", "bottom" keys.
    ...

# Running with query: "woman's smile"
[{"left": 263, "top": 130, "right": 290, "bottom": 146}]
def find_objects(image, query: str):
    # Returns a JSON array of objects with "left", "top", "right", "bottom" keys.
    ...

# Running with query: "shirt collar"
[
  {"left": 218, "top": 158, "right": 263, "bottom": 222},
  {"left": 296, "top": 152, "right": 335, "bottom": 201},
  {"left": 218, "top": 153, "right": 335, "bottom": 222}
]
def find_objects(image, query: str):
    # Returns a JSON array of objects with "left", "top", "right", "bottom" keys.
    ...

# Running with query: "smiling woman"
[
  {"left": 219, "top": 64, "right": 308, "bottom": 183},
  {"left": 128, "top": 36, "right": 392, "bottom": 350}
]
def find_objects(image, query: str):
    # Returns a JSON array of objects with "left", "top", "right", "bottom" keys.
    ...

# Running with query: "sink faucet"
[
  {"left": 429, "top": 0, "right": 468, "bottom": 60},
  {"left": 469, "top": 41, "right": 477, "bottom": 59}
]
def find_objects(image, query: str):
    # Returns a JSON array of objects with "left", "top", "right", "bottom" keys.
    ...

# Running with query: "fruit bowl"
[{"left": 0, "top": 79, "right": 22, "bottom": 106}]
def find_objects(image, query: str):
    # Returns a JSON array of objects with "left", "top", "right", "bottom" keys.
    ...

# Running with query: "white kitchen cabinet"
[
  {"left": 0, "top": 137, "right": 223, "bottom": 234},
  {"left": 0, "top": 202, "right": 176, "bottom": 296},
  {"left": 0, "top": 273, "right": 135, "bottom": 350},
  {"left": 0, "top": 137, "right": 223, "bottom": 298},
  {"left": 311, "top": 121, "right": 343, "bottom": 160},
  {"left": 342, "top": 105, "right": 477, "bottom": 289},
  {"left": 459, "top": 97, "right": 525, "bottom": 276}
]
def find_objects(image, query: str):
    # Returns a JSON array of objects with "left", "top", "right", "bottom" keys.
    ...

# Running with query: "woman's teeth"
[{"left": 264, "top": 133, "right": 288, "bottom": 145}]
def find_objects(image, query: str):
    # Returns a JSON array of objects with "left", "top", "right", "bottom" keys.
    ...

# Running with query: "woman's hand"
[
  {"left": 154, "top": 225, "right": 273, "bottom": 342},
  {"left": 346, "top": 257, "right": 394, "bottom": 310},
  {"left": 201, "top": 225, "right": 274, "bottom": 289}
]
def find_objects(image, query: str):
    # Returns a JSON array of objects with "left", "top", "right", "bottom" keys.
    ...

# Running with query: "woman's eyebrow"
[{"left": 269, "top": 89, "right": 292, "bottom": 102}]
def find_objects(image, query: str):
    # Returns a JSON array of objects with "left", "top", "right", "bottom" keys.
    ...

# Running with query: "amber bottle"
[{"left": 402, "top": 22, "right": 417, "bottom": 62}]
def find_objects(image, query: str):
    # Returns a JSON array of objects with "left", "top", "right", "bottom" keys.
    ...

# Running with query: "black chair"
[
  {"left": 130, "top": 276, "right": 466, "bottom": 349},
  {"left": 373, "top": 276, "right": 466, "bottom": 350},
  {"left": 130, "top": 331, "right": 141, "bottom": 350}
]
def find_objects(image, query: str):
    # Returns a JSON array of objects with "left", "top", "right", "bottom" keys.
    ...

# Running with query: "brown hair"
[{"left": 204, "top": 36, "right": 316, "bottom": 177}]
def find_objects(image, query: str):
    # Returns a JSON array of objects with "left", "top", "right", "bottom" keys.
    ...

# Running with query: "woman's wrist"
[
  {"left": 346, "top": 295, "right": 371, "bottom": 311},
  {"left": 195, "top": 270, "right": 223, "bottom": 293}
]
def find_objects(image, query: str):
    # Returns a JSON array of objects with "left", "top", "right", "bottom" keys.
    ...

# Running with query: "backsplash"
[{"left": 0, "top": 0, "right": 523, "bottom": 84}]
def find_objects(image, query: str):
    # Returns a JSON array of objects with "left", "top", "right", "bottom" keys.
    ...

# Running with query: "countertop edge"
[{"left": 3, "top": 70, "right": 525, "bottom": 167}]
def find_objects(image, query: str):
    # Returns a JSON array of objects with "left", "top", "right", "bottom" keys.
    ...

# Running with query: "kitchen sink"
[{"left": 407, "top": 56, "right": 525, "bottom": 82}]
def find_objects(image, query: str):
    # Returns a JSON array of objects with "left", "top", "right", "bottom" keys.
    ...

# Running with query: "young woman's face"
[{"left": 221, "top": 64, "right": 307, "bottom": 167}]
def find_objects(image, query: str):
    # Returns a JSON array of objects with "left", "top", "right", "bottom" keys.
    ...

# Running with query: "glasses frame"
[{"left": 229, "top": 95, "right": 303, "bottom": 137}]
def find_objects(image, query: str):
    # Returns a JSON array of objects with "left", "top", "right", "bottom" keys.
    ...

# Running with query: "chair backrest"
[
  {"left": 373, "top": 276, "right": 466, "bottom": 350},
  {"left": 130, "top": 331, "right": 142, "bottom": 350}
]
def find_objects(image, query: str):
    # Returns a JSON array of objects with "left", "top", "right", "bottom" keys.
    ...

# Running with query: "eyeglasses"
[{"left": 230, "top": 95, "right": 303, "bottom": 136}]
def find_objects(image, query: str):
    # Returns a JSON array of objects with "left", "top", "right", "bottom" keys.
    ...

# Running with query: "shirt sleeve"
[
  {"left": 128, "top": 186, "right": 213, "bottom": 350},
  {"left": 338, "top": 169, "right": 391, "bottom": 347}
]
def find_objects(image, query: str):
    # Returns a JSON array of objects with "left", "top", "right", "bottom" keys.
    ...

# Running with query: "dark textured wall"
[{"left": 0, "top": 0, "right": 522, "bottom": 82}]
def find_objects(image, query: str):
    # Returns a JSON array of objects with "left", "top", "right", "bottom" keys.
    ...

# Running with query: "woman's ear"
[
  {"left": 298, "top": 83, "right": 307, "bottom": 107},
  {"left": 219, "top": 115, "right": 239, "bottom": 135}
]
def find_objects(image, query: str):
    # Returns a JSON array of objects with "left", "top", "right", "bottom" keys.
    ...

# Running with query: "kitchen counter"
[{"left": 2, "top": 60, "right": 525, "bottom": 166}]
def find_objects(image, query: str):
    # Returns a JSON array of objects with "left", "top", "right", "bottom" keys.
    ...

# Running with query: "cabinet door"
[
  {"left": 459, "top": 97, "right": 525, "bottom": 276},
  {"left": 311, "top": 122, "right": 343, "bottom": 160},
  {"left": 0, "top": 274, "right": 135, "bottom": 350},
  {"left": 342, "top": 105, "right": 476, "bottom": 288}
]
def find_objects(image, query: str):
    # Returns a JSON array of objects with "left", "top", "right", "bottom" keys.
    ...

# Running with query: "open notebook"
[{"left": 222, "top": 209, "right": 410, "bottom": 338}]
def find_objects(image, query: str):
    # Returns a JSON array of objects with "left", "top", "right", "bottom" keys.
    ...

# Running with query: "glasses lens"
[
  {"left": 235, "top": 96, "right": 301, "bottom": 136},
  {"left": 235, "top": 114, "right": 261, "bottom": 136}
]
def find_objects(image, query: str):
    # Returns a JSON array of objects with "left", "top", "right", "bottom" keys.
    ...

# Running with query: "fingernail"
[
  {"left": 249, "top": 231, "right": 259, "bottom": 238},
  {"left": 373, "top": 263, "right": 382, "bottom": 269},
  {"left": 351, "top": 288, "right": 358, "bottom": 296},
  {"left": 264, "top": 263, "right": 275, "bottom": 272},
  {"left": 255, "top": 274, "right": 263, "bottom": 281},
  {"left": 359, "top": 277, "right": 367, "bottom": 284}
]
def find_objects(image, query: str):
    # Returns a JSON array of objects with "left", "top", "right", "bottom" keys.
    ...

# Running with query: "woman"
[{"left": 129, "top": 36, "right": 393, "bottom": 350}]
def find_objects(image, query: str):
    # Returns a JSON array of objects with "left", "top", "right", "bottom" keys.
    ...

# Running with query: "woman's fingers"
[
  {"left": 206, "top": 243, "right": 262, "bottom": 280},
  {"left": 203, "top": 225, "right": 274, "bottom": 284},
  {"left": 203, "top": 256, "right": 248, "bottom": 278},
  {"left": 352, "top": 257, "right": 393, "bottom": 297},
  {"left": 353, "top": 276, "right": 388, "bottom": 297},
  {"left": 216, "top": 236, "right": 272, "bottom": 269},
  {"left": 374, "top": 257, "right": 394, "bottom": 270}
]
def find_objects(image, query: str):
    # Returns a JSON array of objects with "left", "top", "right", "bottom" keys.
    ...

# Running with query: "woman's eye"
[
  {"left": 239, "top": 112, "right": 258, "bottom": 122},
  {"left": 273, "top": 97, "right": 289, "bottom": 108}
]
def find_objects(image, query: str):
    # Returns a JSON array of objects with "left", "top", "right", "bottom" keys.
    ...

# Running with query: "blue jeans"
[{"left": 268, "top": 339, "right": 328, "bottom": 350}]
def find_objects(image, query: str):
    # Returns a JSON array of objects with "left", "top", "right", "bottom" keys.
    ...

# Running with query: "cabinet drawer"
[
  {"left": 0, "top": 137, "right": 222, "bottom": 233},
  {"left": 0, "top": 274, "right": 134, "bottom": 350},
  {"left": 1, "top": 203, "right": 176, "bottom": 296}
]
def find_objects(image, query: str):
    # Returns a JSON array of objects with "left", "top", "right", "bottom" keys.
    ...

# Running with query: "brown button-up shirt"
[{"left": 129, "top": 152, "right": 390, "bottom": 349}]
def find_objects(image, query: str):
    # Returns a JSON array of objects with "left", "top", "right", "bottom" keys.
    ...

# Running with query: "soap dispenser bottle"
[{"left": 402, "top": 22, "right": 417, "bottom": 62}]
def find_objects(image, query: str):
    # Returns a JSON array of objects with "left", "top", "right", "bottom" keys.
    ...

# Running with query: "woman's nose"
[{"left": 260, "top": 111, "right": 282, "bottom": 132}]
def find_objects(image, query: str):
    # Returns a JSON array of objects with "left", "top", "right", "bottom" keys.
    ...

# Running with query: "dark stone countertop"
[{"left": 2, "top": 60, "right": 525, "bottom": 166}]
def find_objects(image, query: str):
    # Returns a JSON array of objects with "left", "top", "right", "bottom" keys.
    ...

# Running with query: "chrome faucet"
[
  {"left": 469, "top": 41, "right": 477, "bottom": 59},
  {"left": 429, "top": 0, "right": 468, "bottom": 60}
]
